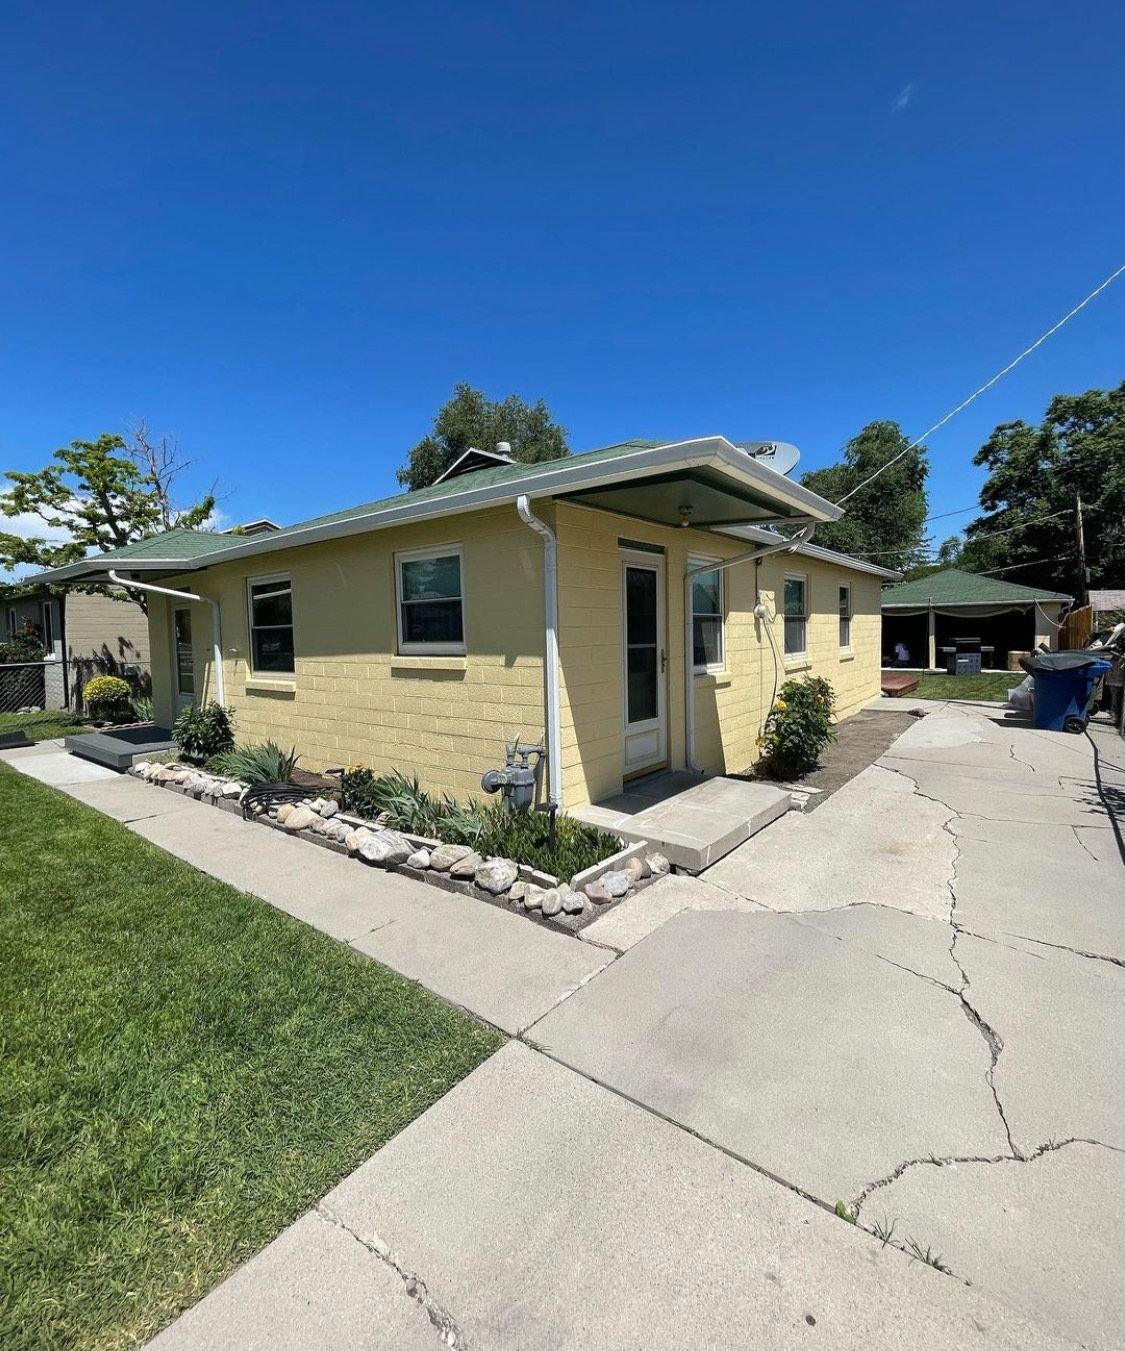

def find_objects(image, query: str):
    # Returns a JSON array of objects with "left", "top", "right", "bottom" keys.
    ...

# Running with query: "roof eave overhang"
[{"left": 24, "top": 437, "right": 842, "bottom": 588}]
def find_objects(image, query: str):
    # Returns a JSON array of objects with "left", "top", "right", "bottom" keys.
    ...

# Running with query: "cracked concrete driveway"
[{"left": 539, "top": 704, "right": 1125, "bottom": 1350}]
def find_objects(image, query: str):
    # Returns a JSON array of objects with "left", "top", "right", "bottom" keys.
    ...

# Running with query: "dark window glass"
[
  {"left": 399, "top": 553, "right": 464, "bottom": 648},
  {"left": 784, "top": 578, "right": 807, "bottom": 656},
  {"left": 838, "top": 585, "right": 852, "bottom": 647},
  {"left": 625, "top": 567, "right": 657, "bottom": 645},
  {"left": 252, "top": 627, "right": 296, "bottom": 673},
  {"left": 249, "top": 579, "right": 295, "bottom": 674},
  {"left": 691, "top": 566, "right": 722, "bottom": 668},
  {"left": 627, "top": 645, "right": 658, "bottom": 723}
]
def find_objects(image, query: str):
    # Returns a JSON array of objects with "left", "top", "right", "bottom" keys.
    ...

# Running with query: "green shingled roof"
[
  {"left": 70, "top": 440, "right": 671, "bottom": 566},
  {"left": 882, "top": 568, "right": 1071, "bottom": 607}
]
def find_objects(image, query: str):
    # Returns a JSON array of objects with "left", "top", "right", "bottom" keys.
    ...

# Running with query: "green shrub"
[
  {"left": 758, "top": 675, "right": 837, "bottom": 779},
  {"left": 339, "top": 767, "right": 618, "bottom": 880},
  {"left": 83, "top": 675, "right": 133, "bottom": 722},
  {"left": 130, "top": 694, "right": 154, "bottom": 723},
  {"left": 211, "top": 741, "right": 301, "bottom": 785},
  {"left": 173, "top": 702, "right": 235, "bottom": 763}
]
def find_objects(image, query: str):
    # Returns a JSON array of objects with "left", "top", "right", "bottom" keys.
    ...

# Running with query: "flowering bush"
[
  {"left": 0, "top": 618, "right": 46, "bottom": 664},
  {"left": 83, "top": 675, "right": 133, "bottom": 722},
  {"left": 758, "top": 675, "right": 837, "bottom": 779}
]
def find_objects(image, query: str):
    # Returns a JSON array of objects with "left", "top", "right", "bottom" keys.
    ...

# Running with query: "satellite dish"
[{"left": 735, "top": 441, "right": 801, "bottom": 476}]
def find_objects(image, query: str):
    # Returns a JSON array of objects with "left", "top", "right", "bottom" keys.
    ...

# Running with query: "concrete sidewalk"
[
  {"left": 0, "top": 742, "right": 609, "bottom": 1035},
  {"left": 7, "top": 717, "right": 1120, "bottom": 1349},
  {"left": 148, "top": 1043, "right": 1075, "bottom": 1351},
  {"left": 533, "top": 705, "right": 1125, "bottom": 1350}
]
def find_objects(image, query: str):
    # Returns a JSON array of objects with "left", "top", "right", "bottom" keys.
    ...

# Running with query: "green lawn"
[
  {"left": 0, "top": 762, "right": 503, "bottom": 1351},
  {"left": 0, "top": 708, "right": 86, "bottom": 740},
  {"left": 914, "top": 671, "right": 1018, "bottom": 702}
]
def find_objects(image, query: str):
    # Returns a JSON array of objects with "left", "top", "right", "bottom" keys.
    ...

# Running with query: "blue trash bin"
[{"left": 1031, "top": 659, "right": 1111, "bottom": 732}]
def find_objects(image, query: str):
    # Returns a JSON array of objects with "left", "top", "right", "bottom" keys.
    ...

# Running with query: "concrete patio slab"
[
  {"left": 787, "top": 901, "right": 965, "bottom": 987},
  {"left": 860, "top": 1143, "right": 1125, "bottom": 1351},
  {"left": 955, "top": 933, "right": 1125, "bottom": 1153},
  {"left": 580, "top": 872, "right": 770, "bottom": 952},
  {"left": 573, "top": 774, "right": 791, "bottom": 871},
  {"left": 126, "top": 794, "right": 610, "bottom": 1035},
  {"left": 146, "top": 1210, "right": 438, "bottom": 1350},
  {"left": 705, "top": 764, "right": 956, "bottom": 921},
  {"left": 530, "top": 909, "right": 1009, "bottom": 1204},
  {"left": 953, "top": 828, "right": 1124, "bottom": 960},
  {"left": 309, "top": 1043, "right": 1071, "bottom": 1351}
]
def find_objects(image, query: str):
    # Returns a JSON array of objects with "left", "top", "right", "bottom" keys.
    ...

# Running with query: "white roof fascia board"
[{"left": 27, "top": 438, "right": 842, "bottom": 587}]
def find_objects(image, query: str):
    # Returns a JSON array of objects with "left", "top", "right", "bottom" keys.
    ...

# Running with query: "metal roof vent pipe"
[{"left": 496, "top": 441, "right": 513, "bottom": 459}]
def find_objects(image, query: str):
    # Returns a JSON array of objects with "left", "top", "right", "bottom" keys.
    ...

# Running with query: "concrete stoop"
[{"left": 573, "top": 775, "right": 791, "bottom": 872}]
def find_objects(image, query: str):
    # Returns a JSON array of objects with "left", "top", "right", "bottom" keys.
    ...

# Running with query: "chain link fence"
[{"left": 0, "top": 660, "right": 81, "bottom": 742}]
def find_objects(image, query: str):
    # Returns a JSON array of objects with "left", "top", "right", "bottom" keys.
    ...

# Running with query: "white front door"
[
  {"left": 621, "top": 551, "right": 667, "bottom": 778},
  {"left": 172, "top": 606, "right": 195, "bottom": 716}
]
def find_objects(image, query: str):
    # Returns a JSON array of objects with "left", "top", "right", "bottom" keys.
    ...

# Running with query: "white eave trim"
[
  {"left": 26, "top": 437, "right": 843, "bottom": 587},
  {"left": 717, "top": 524, "right": 901, "bottom": 580}
]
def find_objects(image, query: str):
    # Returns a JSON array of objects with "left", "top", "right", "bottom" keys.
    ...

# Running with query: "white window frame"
[
  {"left": 783, "top": 572, "right": 808, "bottom": 659},
  {"left": 689, "top": 555, "right": 725, "bottom": 675},
  {"left": 5, "top": 607, "right": 16, "bottom": 638},
  {"left": 838, "top": 583, "right": 852, "bottom": 650},
  {"left": 246, "top": 573, "right": 295, "bottom": 676},
  {"left": 39, "top": 600, "right": 55, "bottom": 657},
  {"left": 395, "top": 544, "right": 466, "bottom": 656}
]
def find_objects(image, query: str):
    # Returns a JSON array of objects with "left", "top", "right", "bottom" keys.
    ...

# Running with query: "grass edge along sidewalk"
[{"left": 0, "top": 760, "right": 502, "bottom": 1351}]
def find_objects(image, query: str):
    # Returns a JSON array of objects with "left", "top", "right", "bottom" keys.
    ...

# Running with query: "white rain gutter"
[
  {"left": 515, "top": 497, "right": 562, "bottom": 809},
  {"left": 683, "top": 524, "right": 816, "bottom": 773},
  {"left": 108, "top": 570, "right": 224, "bottom": 704}
]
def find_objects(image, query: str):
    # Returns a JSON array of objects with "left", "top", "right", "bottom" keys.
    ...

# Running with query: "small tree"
[
  {"left": 800, "top": 422, "right": 929, "bottom": 572},
  {"left": 397, "top": 383, "right": 569, "bottom": 491},
  {"left": 0, "top": 425, "right": 216, "bottom": 611}
]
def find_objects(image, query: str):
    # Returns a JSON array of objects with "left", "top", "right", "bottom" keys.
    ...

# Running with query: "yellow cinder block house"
[{"left": 34, "top": 438, "right": 897, "bottom": 810}]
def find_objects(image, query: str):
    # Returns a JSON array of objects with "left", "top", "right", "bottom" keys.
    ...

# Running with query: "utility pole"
[{"left": 1075, "top": 492, "right": 1089, "bottom": 608}]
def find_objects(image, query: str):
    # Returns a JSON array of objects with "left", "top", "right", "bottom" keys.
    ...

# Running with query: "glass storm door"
[
  {"left": 622, "top": 553, "right": 667, "bottom": 777},
  {"left": 173, "top": 607, "right": 195, "bottom": 714}
]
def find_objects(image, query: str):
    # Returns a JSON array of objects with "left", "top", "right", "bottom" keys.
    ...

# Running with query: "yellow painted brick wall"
[
  {"left": 149, "top": 507, "right": 545, "bottom": 800},
  {"left": 143, "top": 501, "right": 882, "bottom": 810},
  {"left": 555, "top": 503, "right": 883, "bottom": 805}
]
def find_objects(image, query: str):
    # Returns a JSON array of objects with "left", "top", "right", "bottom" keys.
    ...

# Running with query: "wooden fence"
[{"left": 1059, "top": 605, "right": 1094, "bottom": 651}]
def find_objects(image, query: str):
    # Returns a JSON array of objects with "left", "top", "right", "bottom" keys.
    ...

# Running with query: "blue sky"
[{"left": 2, "top": 1, "right": 1122, "bottom": 550}]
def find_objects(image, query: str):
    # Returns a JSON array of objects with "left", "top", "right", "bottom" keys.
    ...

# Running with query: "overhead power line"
[
  {"left": 853, "top": 504, "right": 1083, "bottom": 557},
  {"left": 834, "top": 260, "right": 1125, "bottom": 506}
]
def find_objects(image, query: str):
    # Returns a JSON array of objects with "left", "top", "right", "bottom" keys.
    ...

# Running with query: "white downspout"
[
  {"left": 515, "top": 496, "right": 562, "bottom": 809},
  {"left": 108, "top": 570, "right": 225, "bottom": 704},
  {"left": 683, "top": 524, "right": 816, "bottom": 773}
]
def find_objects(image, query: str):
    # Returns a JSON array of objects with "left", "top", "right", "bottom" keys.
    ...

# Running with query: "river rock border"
[{"left": 127, "top": 761, "right": 669, "bottom": 934}]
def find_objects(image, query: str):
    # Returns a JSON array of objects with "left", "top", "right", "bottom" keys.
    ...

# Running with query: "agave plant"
[{"left": 211, "top": 740, "right": 300, "bottom": 785}]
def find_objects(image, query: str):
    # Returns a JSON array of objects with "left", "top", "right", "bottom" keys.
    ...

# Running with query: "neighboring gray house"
[{"left": 2, "top": 588, "right": 150, "bottom": 710}]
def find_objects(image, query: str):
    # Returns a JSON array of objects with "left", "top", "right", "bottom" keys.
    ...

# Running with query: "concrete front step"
[
  {"left": 574, "top": 775, "right": 791, "bottom": 872},
  {"left": 65, "top": 725, "right": 178, "bottom": 770}
]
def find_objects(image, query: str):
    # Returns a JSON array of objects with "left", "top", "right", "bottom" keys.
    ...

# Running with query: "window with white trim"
[
  {"left": 247, "top": 575, "right": 295, "bottom": 674},
  {"left": 396, "top": 546, "right": 465, "bottom": 654},
  {"left": 689, "top": 557, "right": 724, "bottom": 673},
  {"left": 783, "top": 575, "right": 807, "bottom": 657},
  {"left": 838, "top": 583, "right": 852, "bottom": 649},
  {"left": 5, "top": 608, "right": 16, "bottom": 638}
]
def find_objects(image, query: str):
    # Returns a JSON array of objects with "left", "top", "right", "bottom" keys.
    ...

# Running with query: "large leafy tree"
[
  {"left": 397, "top": 383, "right": 569, "bottom": 491},
  {"left": 799, "top": 421, "right": 929, "bottom": 572},
  {"left": 0, "top": 424, "right": 216, "bottom": 608},
  {"left": 957, "top": 382, "right": 1125, "bottom": 594}
]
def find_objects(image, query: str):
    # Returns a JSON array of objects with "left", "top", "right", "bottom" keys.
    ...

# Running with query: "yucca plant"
[{"left": 211, "top": 741, "right": 300, "bottom": 785}]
